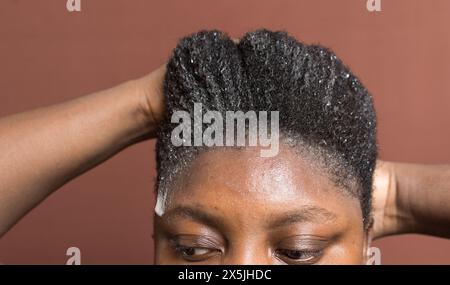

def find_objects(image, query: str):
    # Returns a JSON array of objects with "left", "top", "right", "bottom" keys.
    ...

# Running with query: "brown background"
[{"left": 0, "top": 0, "right": 449, "bottom": 264}]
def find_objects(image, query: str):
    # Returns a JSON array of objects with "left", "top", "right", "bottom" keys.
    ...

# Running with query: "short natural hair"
[{"left": 156, "top": 29, "right": 377, "bottom": 227}]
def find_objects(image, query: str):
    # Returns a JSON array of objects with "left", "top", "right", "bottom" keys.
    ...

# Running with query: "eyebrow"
[
  {"left": 162, "top": 205, "right": 336, "bottom": 230},
  {"left": 267, "top": 206, "right": 337, "bottom": 229},
  {"left": 163, "top": 205, "right": 225, "bottom": 230}
]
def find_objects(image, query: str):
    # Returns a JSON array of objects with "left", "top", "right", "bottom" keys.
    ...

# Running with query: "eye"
[
  {"left": 175, "top": 246, "right": 221, "bottom": 262},
  {"left": 276, "top": 248, "right": 322, "bottom": 264},
  {"left": 168, "top": 234, "right": 224, "bottom": 262}
]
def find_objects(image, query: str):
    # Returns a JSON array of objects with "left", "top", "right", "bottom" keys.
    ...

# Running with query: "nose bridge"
[{"left": 223, "top": 238, "right": 272, "bottom": 265}]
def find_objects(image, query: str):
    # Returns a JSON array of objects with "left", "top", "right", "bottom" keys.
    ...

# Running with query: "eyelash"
[
  {"left": 275, "top": 248, "right": 323, "bottom": 264},
  {"left": 174, "top": 245, "right": 323, "bottom": 264},
  {"left": 174, "top": 245, "right": 221, "bottom": 262},
  {"left": 169, "top": 233, "right": 325, "bottom": 264}
]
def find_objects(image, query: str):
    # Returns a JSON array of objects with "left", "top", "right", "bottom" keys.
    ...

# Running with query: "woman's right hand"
[
  {"left": 0, "top": 64, "right": 166, "bottom": 237},
  {"left": 134, "top": 65, "right": 166, "bottom": 137}
]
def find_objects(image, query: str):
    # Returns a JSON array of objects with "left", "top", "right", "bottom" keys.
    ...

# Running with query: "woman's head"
[{"left": 154, "top": 29, "right": 377, "bottom": 264}]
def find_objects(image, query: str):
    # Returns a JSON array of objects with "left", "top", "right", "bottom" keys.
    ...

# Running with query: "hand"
[
  {"left": 0, "top": 64, "right": 167, "bottom": 236},
  {"left": 135, "top": 64, "right": 166, "bottom": 137},
  {"left": 372, "top": 160, "right": 400, "bottom": 239}
]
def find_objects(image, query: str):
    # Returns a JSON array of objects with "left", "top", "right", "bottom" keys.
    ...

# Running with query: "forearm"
[
  {"left": 394, "top": 163, "right": 450, "bottom": 238},
  {"left": 0, "top": 73, "right": 161, "bottom": 236}
]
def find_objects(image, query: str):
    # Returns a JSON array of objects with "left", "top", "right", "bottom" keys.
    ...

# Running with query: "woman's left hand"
[{"left": 372, "top": 160, "right": 401, "bottom": 239}]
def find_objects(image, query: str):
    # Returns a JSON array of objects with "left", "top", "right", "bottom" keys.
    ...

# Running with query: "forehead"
[{"left": 167, "top": 144, "right": 362, "bottom": 223}]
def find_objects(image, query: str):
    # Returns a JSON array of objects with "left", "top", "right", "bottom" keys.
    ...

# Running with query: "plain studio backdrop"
[{"left": 0, "top": 0, "right": 450, "bottom": 264}]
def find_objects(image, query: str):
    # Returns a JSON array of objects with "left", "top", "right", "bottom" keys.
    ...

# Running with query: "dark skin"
[
  {"left": 155, "top": 145, "right": 368, "bottom": 265},
  {"left": 0, "top": 65, "right": 449, "bottom": 264}
]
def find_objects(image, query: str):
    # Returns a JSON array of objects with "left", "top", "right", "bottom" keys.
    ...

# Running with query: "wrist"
[
  {"left": 390, "top": 163, "right": 421, "bottom": 235},
  {"left": 135, "top": 66, "right": 166, "bottom": 135},
  {"left": 373, "top": 161, "right": 414, "bottom": 238},
  {"left": 124, "top": 68, "right": 165, "bottom": 141},
  {"left": 373, "top": 161, "right": 399, "bottom": 237}
]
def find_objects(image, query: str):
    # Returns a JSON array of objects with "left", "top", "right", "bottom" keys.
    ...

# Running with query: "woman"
[{"left": 0, "top": 30, "right": 449, "bottom": 264}]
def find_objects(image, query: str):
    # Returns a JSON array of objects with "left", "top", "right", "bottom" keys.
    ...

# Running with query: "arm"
[
  {"left": 373, "top": 160, "right": 450, "bottom": 239},
  {"left": 0, "top": 66, "right": 165, "bottom": 237}
]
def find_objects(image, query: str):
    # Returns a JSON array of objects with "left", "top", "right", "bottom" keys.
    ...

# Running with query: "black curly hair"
[{"left": 156, "top": 29, "right": 377, "bottom": 228}]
